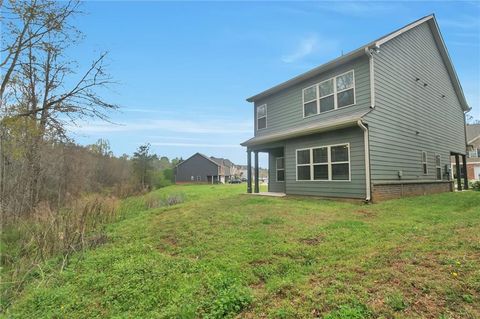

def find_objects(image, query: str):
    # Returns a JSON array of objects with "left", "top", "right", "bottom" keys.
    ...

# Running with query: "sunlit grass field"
[{"left": 5, "top": 184, "right": 480, "bottom": 318}]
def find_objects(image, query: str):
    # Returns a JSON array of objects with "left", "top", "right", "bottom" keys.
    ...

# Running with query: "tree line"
[
  {"left": 0, "top": 1, "right": 177, "bottom": 220},
  {"left": 0, "top": 1, "right": 184, "bottom": 308}
]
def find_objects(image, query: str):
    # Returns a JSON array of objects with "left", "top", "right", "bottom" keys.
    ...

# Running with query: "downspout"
[
  {"left": 358, "top": 120, "right": 371, "bottom": 202},
  {"left": 359, "top": 45, "right": 378, "bottom": 202},
  {"left": 364, "top": 46, "right": 378, "bottom": 109}
]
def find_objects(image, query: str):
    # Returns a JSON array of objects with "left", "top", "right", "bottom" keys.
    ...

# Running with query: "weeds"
[
  {"left": 385, "top": 292, "right": 408, "bottom": 311},
  {"left": 143, "top": 192, "right": 185, "bottom": 209},
  {"left": 1, "top": 194, "right": 120, "bottom": 311}
]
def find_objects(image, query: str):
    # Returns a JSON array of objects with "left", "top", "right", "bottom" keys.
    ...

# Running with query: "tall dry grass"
[{"left": 1, "top": 194, "right": 120, "bottom": 311}]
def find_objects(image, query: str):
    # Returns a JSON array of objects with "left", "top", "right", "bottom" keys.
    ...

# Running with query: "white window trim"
[
  {"left": 295, "top": 143, "right": 351, "bottom": 182},
  {"left": 422, "top": 151, "right": 428, "bottom": 175},
  {"left": 275, "top": 157, "right": 285, "bottom": 182},
  {"left": 302, "top": 70, "right": 356, "bottom": 119},
  {"left": 435, "top": 153, "right": 442, "bottom": 180},
  {"left": 256, "top": 104, "right": 267, "bottom": 131}
]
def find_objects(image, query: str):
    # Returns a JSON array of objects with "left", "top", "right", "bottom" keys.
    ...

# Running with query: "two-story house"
[
  {"left": 241, "top": 15, "right": 470, "bottom": 202},
  {"left": 174, "top": 153, "right": 235, "bottom": 184}
]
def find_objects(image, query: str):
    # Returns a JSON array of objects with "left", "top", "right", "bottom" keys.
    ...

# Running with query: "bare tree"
[{"left": 0, "top": 0, "right": 117, "bottom": 214}]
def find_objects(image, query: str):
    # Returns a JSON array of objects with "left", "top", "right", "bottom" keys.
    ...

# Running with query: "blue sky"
[{"left": 69, "top": 1, "right": 480, "bottom": 166}]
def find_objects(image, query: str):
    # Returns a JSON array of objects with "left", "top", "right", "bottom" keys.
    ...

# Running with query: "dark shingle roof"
[{"left": 210, "top": 157, "right": 234, "bottom": 167}]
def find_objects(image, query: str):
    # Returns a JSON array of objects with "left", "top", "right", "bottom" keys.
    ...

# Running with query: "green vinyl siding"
[
  {"left": 268, "top": 149, "right": 286, "bottom": 193},
  {"left": 284, "top": 126, "right": 366, "bottom": 198},
  {"left": 364, "top": 22, "right": 466, "bottom": 182},
  {"left": 253, "top": 56, "right": 371, "bottom": 136}
]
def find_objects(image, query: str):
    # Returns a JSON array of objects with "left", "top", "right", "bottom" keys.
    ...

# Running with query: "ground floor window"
[
  {"left": 276, "top": 157, "right": 285, "bottom": 182},
  {"left": 422, "top": 151, "right": 428, "bottom": 174},
  {"left": 435, "top": 154, "right": 442, "bottom": 180},
  {"left": 296, "top": 143, "right": 350, "bottom": 181}
]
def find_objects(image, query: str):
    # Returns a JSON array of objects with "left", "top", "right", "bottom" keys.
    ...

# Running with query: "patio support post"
[
  {"left": 254, "top": 151, "right": 259, "bottom": 193},
  {"left": 455, "top": 154, "right": 462, "bottom": 191},
  {"left": 462, "top": 154, "right": 468, "bottom": 190},
  {"left": 247, "top": 150, "right": 252, "bottom": 193}
]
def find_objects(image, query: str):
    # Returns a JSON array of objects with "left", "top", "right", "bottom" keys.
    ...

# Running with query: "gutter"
[
  {"left": 241, "top": 115, "right": 364, "bottom": 147},
  {"left": 357, "top": 120, "right": 371, "bottom": 202}
]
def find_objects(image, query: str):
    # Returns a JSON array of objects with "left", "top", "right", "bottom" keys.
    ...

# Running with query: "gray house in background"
[
  {"left": 174, "top": 153, "right": 234, "bottom": 184},
  {"left": 241, "top": 15, "right": 470, "bottom": 202}
]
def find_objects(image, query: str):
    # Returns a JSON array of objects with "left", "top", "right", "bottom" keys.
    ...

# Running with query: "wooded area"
[{"left": 0, "top": 1, "right": 179, "bottom": 309}]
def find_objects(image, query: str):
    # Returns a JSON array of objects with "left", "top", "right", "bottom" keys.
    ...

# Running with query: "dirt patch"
[
  {"left": 249, "top": 280, "right": 266, "bottom": 290},
  {"left": 249, "top": 259, "right": 271, "bottom": 266},
  {"left": 354, "top": 209, "right": 376, "bottom": 217},
  {"left": 162, "top": 235, "right": 178, "bottom": 247},
  {"left": 299, "top": 234, "right": 324, "bottom": 245}
]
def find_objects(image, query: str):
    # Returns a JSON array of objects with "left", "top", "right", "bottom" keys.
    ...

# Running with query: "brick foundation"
[{"left": 372, "top": 181, "right": 453, "bottom": 202}]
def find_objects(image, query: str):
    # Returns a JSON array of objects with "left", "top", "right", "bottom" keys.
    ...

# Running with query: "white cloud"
[
  {"left": 439, "top": 15, "right": 480, "bottom": 30},
  {"left": 281, "top": 35, "right": 339, "bottom": 63},
  {"left": 67, "top": 118, "right": 252, "bottom": 135},
  {"left": 281, "top": 35, "right": 319, "bottom": 63},
  {"left": 146, "top": 135, "right": 204, "bottom": 141},
  {"left": 316, "top": 2, "right": 404, "bottom": 17},
  {"left": 122, "top": 108, "right": 174, "bottom": 114},
  {"left": 150, "top": 142, "right": 241, "bottom": 148}
]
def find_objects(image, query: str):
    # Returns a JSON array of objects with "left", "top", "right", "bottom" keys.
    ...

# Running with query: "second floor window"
[
  {"left": 257, "top": 104, "right": 267, "bottom": 130},
  {"left": 303, "top": 70, "right": 355, "bottom": 117},
  {"left": 468, "top": 148, "right": 480, "bottom": 158}
]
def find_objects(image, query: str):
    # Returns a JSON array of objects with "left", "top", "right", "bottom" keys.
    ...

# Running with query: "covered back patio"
[
  {"left": 245, "top": 143, "right": 284, "bottom": 195},
  {"left": 451, "top": 152, "right": 469, "bottom": 191}
]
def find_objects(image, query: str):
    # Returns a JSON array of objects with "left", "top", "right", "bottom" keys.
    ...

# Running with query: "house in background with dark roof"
[
  {"left": 452, "top": 124, "right": 480, "bottom": 181},
  {"left": 241, "top": 15, "right": 471, "bottom": 201},
  {"left": 174, "top": 153, "right": 236, "bottom": 184}
]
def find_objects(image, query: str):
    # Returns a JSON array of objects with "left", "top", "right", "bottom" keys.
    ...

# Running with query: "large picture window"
[
  {"left": 296, "top": 144, "right": 350, "bottom": 181},
  {"left": 276, "top": 157, "right": 285, "bottom": 182},
  {"left": 257, "top": 104, "right": 267, "bottom": 130},
  {"left": 302, "top": 70, "right": 355, "bottom": 117}
]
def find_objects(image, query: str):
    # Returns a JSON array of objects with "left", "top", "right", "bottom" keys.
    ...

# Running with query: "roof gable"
[
  {"left": 467, "top": 124, "right": 480, "bottom": 144},
  {"left": 175, "top": 152, "right": 220, "bottom": 168},
  {"left": 246, "top": 15, "right": 469, "bottom": 112}
]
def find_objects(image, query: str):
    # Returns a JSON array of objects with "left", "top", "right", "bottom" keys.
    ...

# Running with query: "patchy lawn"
[{"left": 4, "top": 185, "right": 480, "bottom": 318}]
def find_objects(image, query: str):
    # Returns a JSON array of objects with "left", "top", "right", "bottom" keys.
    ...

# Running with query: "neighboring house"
[
  {"left": 235, "top": 165, "right": 249, "bottom": 179},
  {"left": 236, "top": 165, "right": 268, "bottom": 181},
  {"left": 452, "top": 124, "right": 480, "bottom": 181},
  {"left": 174, "top": 153, "right": 235, "bottom": 184},
  {"left": 241, "top": 15, "right": 470, "bottom": 201},
  {"left": 210, "top": 157, "right": 235, "bottom": 183}
]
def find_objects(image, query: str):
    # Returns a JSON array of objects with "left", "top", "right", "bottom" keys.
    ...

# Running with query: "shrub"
[
  {"left": 165, "top": 193, "right": 185, "bottom": 206},
  {"left": 143, "top": 192, "right": 185, "bottom": 209},
  {"left": 470, "top": 180, "right": 480, "bottom": 191}
]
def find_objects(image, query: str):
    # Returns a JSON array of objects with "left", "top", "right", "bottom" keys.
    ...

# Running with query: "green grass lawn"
[{"left": 4, "top": 185, "right": 480, "bottom": 318}]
